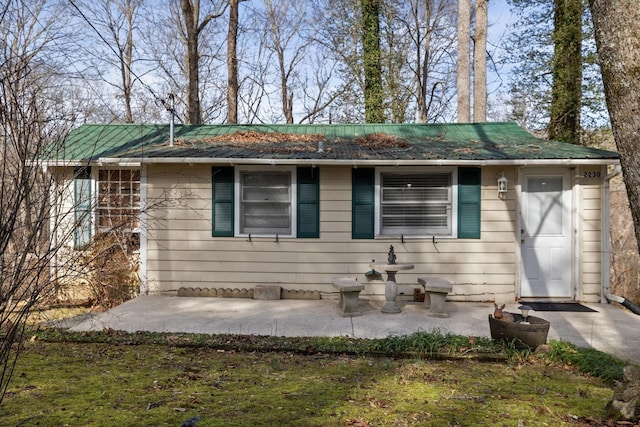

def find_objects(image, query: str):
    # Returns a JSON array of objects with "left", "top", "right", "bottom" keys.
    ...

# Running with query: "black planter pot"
[{"left": 488, "top": 313, "right": 550, "bottom": 349}]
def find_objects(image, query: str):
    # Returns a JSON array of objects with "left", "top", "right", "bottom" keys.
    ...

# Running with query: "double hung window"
[
  {"left": 379, "top": 172, "right": 453, "bottom": 236},
  {"left": 240, "top": 171, "right": 292, "bottom": 235},
  {"left": 353, "top": 167, "right": 480, "bottom": 239},
  {"left": 212, "top": 166, "right": 319, "bottom": 238}
]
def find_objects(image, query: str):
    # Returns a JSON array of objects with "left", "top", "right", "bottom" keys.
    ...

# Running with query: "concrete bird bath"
[{"left": 371, "top": 246, "right": 414, "bottom": 314}]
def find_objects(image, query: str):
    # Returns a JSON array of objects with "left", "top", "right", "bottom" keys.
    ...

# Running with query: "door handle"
[{"left": 521, "top": 237, "right": 525, "bottom": 243}]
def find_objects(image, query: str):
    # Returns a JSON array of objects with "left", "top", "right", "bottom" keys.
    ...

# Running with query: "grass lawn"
[{"left": 1, "top": 334, "right": 618, "bottom": 427}]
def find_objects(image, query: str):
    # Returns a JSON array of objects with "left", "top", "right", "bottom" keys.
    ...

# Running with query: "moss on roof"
[{"left": 45, "top": 122, "right": 619, "bottom": 163}]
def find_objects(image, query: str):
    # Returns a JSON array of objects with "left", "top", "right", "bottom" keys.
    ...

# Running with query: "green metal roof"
[{"left": 46, "top": 122, "right": 619, "bottom": 164}]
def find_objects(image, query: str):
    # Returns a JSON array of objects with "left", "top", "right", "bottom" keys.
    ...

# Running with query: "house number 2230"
[{"left": 583, "top": 171, "right": 601, "bottom": 178}]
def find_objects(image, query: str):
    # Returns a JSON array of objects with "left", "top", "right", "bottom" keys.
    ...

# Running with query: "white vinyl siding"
[{"left": 143, "top": 165, "right": 522, "bottom": 301}]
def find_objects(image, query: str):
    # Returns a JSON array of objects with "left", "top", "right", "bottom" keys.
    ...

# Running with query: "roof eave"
[{"left": 96, "top": 157, "right": 620, "bottom": 167}]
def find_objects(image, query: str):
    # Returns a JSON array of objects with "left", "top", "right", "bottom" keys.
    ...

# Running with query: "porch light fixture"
[{"left": 497, "top": 173, "right": 508, "bottom": 196}]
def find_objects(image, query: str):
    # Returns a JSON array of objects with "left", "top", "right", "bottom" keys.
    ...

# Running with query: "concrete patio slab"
[{"left": 70, "top": 295, "right": 640, "bottom": 365}]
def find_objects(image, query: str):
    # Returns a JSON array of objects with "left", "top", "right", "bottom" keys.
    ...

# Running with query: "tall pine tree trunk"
[
  {"left": 456, "top": 0, "right": 470, "bottom": 122},
  {"left": 549, "top": 0, "right": 582, "bottom": 144},
  {"left": 590, "top": 0, "right": 640, "bottom": 255},
  {"left": 362, "top": 0, "right": 384, "bottom": 123}
]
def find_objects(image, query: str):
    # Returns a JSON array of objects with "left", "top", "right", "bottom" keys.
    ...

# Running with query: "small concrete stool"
[
  {"left": 418, "top": 277, "right": 453, "bottom": 318},
  {"left": 331, "top": 277, "right": 365, "bottom": 317}
]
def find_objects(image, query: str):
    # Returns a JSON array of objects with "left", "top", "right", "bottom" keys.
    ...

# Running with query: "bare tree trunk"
[
  {"left": 227, "top": 0, "right": 239, "bottom": 124},
  {"left": 414, "top": 0, "right": 430, "bottom": 123},
  {"left": 456, "top": 0, "right": 470, "bottom": 122},
  {"left": 180, "top": 0, "right": 202, "bottom": 124},
  {"left": 473, "top": 0, "right": 487, "bottom": 122},
  {"left": 590, "top": 0, "right": 640, "bottom": 255},
  {"left": 0, "top": 0, "right": 81, "bottom": 403},
  {"left": 122, "top": 0, "right": 135, "bottom": 123},
  {"left": 262, "top": 0, "right": 311, "bottom": 124},
  {"left": 71, "top": 0, "right": 141, "bottom": 123},
  {"left": 179, "top": 0, "right": 224, "bottom": 124}
]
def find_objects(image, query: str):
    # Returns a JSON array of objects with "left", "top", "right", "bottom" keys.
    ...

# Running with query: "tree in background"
[
  {"left": 380, "top": 1, "right": 412, "bottom": 123},
  {"left": 313, "top": 0, "right": 365, "bottom": 122},
  {"left": 362, "top": 0, "right": 384, "bottom": 123},
  {"left": 548, "top": 0, "right": 582, "bottom": 144},
  {"left": 140, "top": 0, "right": 227, "bottom": 124},
  {"left": 262, "top": 0, "right": 311, "bottom": 124},
  {"left": 505, "top": 0, "right": 606, "bottom": 134},
  {"left": 590, "top": 0, "right": 640, "bottom": 259},
  {"left": 0, "top": 0, "right": 87, "bottom": 403},
  {"left": 456, "top": 0, "right": 471, "bottom": 122},
  {"left": 473, "top": 0, "right": 487, "bottom": 122},
  {"left": 179, "top": 0, "right": 227, "bottom": 124},
  {"left": 226, "top": 0, "right": 239, "bottom": 124},
  {"left": 70, "top": 0, "right": 143, "bottom": 123},
  {"left": 403, "top": 0, "right": 457, "bottom": 123}
]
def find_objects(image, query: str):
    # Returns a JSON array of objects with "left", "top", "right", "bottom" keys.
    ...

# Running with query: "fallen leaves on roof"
[
  {"left": 172, "top": 130, "right": 414, "bottom": 155},
  {"left": 174, "top": 130, "right": 327, "bottom": 153},
  {"left": 353, "top": 133, "right": 411, "bottom": 150},
  {"left": 176, "top": 130, "right": 324, "bottom": 145},
  {"left": 452, "top": 147, "right": 478, "bottom": 155}
]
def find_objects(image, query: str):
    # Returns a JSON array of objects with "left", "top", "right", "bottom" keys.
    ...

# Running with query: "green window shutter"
[
  {"left": 212, "top": 167, "right": 234, "bottom": 237},
  {"left": 458, "top": 167, "right": 481, "bottom": 239},
  {"left": 297, "top": 167, "right": 320, "bottom": 238},
  {"left": 352, "top": 168, "right": 375, "bottom": 239},
  {"left": 73, "top": 167, "right": 92, "bottom": 249}
]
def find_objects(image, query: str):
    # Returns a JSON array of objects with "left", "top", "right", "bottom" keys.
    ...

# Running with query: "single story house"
[{"left": 44, "top": 122, "right": 620, "bottom": 303}]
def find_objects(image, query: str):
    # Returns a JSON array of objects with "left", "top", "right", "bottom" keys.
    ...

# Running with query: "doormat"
[{"left": 524, "top": 302, "right": 598, "bottom": 312}]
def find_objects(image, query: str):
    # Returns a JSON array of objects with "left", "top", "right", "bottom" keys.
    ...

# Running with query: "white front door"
[{"left": 520, "top": 170, "right": 573, "bottom": 298}]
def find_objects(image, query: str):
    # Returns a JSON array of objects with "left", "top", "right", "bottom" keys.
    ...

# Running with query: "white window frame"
[
  {"left": 375, "top": 167, "right": 458, "bottom": 238},
  {"left": 234, "top": 166, "right": 297, "bottom": 237},
  {"left": 96, "top": 168, "right": 141, "bottom": 249},
  {"left": 73, "top": 168, "right": 94, "bottom": 249}
]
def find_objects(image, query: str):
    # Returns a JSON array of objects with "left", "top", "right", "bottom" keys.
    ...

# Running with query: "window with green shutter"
[
  {"left": 352, "top": 168, "right": 375, "bottom": 239},
  {"left": 297, "top": 167, "right": 319, "bottom": 238},
  {"left": 457, "top": 167, "right": 481, "bottom": 239},
  {"left": 212, "top": 167, "right": 235, "bottom": 237},
  {"left": 213, "top": 166, "right": 320, "bottom": 238},
  {"left": 353, "top": 167, "right": 481, "bottom": 240},
  {"left": 380, "top": 171, "right": 452, "bottom": 236}
]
